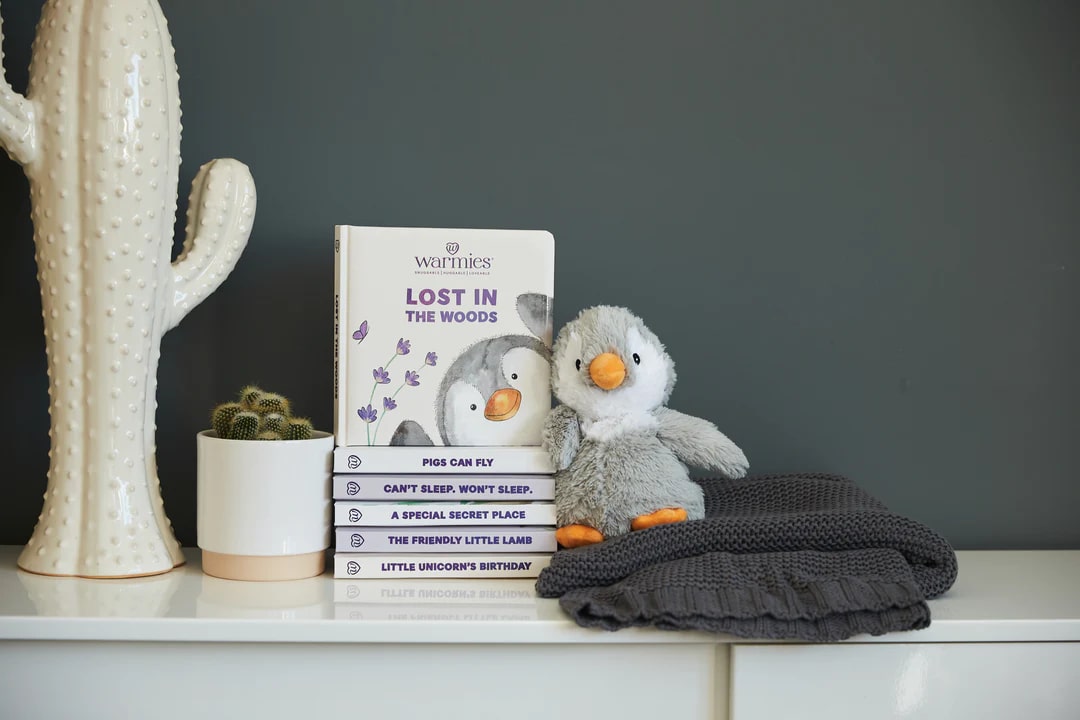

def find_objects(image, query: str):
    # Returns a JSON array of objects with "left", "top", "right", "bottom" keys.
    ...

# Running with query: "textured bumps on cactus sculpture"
[
  {"left": 2, "top": 1, "right": 257, "bottom": 578},
  {"left": 212, "top": 386, "right": 314, "bottom": 441}
]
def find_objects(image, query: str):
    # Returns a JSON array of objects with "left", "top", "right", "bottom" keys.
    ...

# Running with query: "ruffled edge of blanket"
[{"left": 560, "top": 574, "right": 930, "bottom": 642}]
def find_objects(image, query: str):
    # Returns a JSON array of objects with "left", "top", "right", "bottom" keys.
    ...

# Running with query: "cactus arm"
[
  {"left": 0, "top": 9, "right": 38, "bottom": 166},
  {"left": 166, "top": 158, "right": 256, "bottom": 331}
]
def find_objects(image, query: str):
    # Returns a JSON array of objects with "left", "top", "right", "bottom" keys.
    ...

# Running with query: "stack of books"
[
  {"left": 332, "top": 225, "right": 559, "bottom": 580},
  {"left": 331, "top": 445, "right": 557, "bottom": 578}
]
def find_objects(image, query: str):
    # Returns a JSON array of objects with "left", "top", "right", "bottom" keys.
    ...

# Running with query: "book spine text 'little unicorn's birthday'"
[{"left": 334, "top": 553, "right": 552, "bottom": 579}]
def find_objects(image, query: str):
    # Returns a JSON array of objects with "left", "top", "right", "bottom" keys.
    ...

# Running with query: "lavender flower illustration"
[
  {"left": 365, "top": 337, "right": 414, "bottom": 444},
  {"left": 357, "top": 405, "right": 378, "bottom": 423},
  {"left": 370, "top": 355, "right": 434, "bottom": 444},
  {"left": 357, "top": 325, "right": 440, "bottom": 444}
]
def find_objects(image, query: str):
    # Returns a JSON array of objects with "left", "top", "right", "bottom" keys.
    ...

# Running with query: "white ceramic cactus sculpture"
[{"left": 1, "top": 1, "right": 256, "bottom": 577}]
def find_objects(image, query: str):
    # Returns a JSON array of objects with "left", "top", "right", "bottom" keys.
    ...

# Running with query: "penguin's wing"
[
  {"left": 542, "top": 404, "right": 582, "bottom": 471},
  {"left": 655, "top": 407, "right": 749, "bottom": 479}
]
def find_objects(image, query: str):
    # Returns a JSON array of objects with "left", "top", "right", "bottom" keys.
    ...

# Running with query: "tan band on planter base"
[{"left": 201, "top": 550, "right": 326, "bottom": 581}]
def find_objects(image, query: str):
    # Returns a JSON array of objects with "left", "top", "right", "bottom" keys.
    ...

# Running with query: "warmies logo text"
[{"left": 414, "top": 242, "right": 493, "bottom": 273}]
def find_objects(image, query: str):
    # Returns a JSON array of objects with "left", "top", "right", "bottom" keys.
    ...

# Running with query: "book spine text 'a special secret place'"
[{"left": 334, "top": 501, "right": 556, "bottom": 527}]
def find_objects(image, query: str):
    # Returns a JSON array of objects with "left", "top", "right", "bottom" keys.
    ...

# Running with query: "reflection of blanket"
[{"left": 535, "top": 474, "right": 958, "bottom": 642}]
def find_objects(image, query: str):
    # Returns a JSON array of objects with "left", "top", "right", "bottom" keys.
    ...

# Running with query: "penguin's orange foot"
[
  {"left": 630, "top": 507, "right": 689, "bottom": 531},
  {"left": 556, "top": 524, "right": 605, "bottom": 548}
]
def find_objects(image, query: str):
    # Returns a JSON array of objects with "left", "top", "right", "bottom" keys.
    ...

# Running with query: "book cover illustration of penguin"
[
  {"left": 542, "top": 305, "right": 749, "bottom": 548},
  {"left": 390, "top": 293, "right": 553, "bottom": 446}
]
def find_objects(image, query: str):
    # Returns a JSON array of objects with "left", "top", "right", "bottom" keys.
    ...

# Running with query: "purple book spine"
[
  {"left": 335, "top": 526, "right": 557, "bottom": 553},
  {"left": 333, "top": 553, "right": 553, "bottom": 578},
  {"left": 333, "top": 475, "right": 554, "bottom": 501}
]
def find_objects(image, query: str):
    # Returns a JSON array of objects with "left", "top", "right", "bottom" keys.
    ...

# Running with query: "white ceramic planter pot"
[{"left": 196, "top": 431, "right": 333, "bottom": 581}]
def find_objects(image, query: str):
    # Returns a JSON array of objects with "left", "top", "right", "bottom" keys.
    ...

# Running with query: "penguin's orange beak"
[
  {"left": 484, "top": 388, "right": 521, "bottom": 421},
  {"left": 589, "top": 353, "right": 626, "bottom": 390}
]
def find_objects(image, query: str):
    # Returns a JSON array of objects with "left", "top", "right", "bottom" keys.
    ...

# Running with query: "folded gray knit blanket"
[{"left": 535, "top": 473, "right": 958, "bottom": 642}]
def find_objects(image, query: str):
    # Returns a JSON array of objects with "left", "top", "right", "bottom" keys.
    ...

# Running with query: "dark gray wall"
[{"left": 1, "top": 1, "right": 1077, "bottom": 550}]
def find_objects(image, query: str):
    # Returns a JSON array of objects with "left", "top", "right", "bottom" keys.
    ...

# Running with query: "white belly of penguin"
[{"left": 581, "top": 412, "right": 659, "bottom": 443}]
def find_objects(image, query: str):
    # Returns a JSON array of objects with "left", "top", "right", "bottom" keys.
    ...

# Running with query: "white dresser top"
[{"left": 0, "top": 547, "right": 1076, "bottom": 645}]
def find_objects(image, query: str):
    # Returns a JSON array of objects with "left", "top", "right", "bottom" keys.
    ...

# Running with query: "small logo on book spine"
[
  {"left": 346, "top": 561, "right": 361, "bottom": 576},
  {"left": 348, "top": 508, "right": 363, "bottom": 523}
]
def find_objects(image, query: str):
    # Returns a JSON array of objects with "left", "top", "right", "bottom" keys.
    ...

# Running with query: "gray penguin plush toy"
[{"left": 542, "top": 305, "right": 749, "bottom": 548}]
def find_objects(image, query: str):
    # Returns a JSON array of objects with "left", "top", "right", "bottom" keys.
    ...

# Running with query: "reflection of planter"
[
  {"left": 197, "top": 574, "right": 330, "bottom": 620},
  {"left": 196, "top": 431, "right": 333, "bottom": 581}
]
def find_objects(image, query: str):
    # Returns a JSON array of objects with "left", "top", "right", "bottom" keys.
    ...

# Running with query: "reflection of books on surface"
[
  {"left": 332, "top": 446, "right": 555, "bottom": 475},
  {"left": 334, "top": 501, "right": 556, "bottom": 527},
  {"left": 333, "top": 474, "right": 554, "bottom": 500},
  {"left": 334, "top": 553, "right": 552, "bottom": 579},
  {"left": 334, "top": 604, "right": 540, "bottom": 622},
  {"left": 336, "top": 526, "right": 557, "bottom": 553},
  {"left": 333, "top": 578, "right": 539, "bottom": 605}
]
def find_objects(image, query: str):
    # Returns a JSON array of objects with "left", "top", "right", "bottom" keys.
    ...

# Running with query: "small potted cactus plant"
[
  {"left": 197, "top": 386, "right": 333, "bottom": 581},
  {"left": 210, "top": 386, "right": 316, "bottom": 442}
]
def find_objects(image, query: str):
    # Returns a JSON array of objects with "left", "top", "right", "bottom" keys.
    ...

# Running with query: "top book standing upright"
[{"left": 335, "top": 226, "right": 555, "bottom": 448}]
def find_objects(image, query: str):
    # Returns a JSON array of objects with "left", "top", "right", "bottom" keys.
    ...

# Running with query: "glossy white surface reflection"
[
  {"left": 197, "top": 574, "right": 331, "bottom": 620},
  {"left": 1, "top": 548, "right": 1076, "bottom": 720},
  {"left": 0, "top": 548, "right": 1077, "bottom": 645},
  {"left": 893, "top": 648, "right": 929, "bottom": 716},
  {"left": 17, "top": 565, "right": 181, "bottom": 618},
  {"left": 730, "top": 643, "right": 1080, "bottom": 719}
]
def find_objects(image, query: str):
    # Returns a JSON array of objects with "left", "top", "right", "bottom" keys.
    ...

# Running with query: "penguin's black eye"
[
  {"left": 575, "top": 359, "right": 581, "bottom": 371},
  {"left": 510, "top": 373, "right": 518, "bottom": 380},
  {"left": 632, "top": 353, "right": 641, "bottom": 365},
  {"left": 470, "top": 404, "right": 477, "bottom": 411}
]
